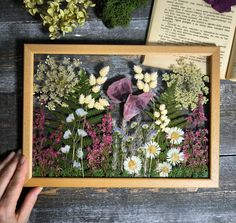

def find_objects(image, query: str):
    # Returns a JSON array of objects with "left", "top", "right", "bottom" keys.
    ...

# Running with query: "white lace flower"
[
  {"left": 143, "top": 83, "right": 150, "bottom": 93},
  {"left": 161, "top": 109, "right": 168, "bottom": 115},
  {"left": 167, "top": 148, "right": 184, "bottom": 166},
  {"left": 157, "top": 162, "right": 172, "bottom": 177},
  {"left": 66, "top": 113, "right": 75, "bottom": 123},
  {"left": 99, "top": 66, "right": 110, "bottom": 77},
  {"left": 154, "top": 111, "right": 160, "bottom": 118},
  {"left": 144, "top": 73, "right": 151, "bottom": 83},
  {"left": 75, "top": 108, "right": 88, "bottom": 117},
  {"left": 77, "top": 129, "right": 87, "bottom": 137},
  {"left": 63, "top": 130, "right": 72, "bottom": 139},
  {"left": 60, "top": 145, "right": 70, "bottom": 153},
  {"left": 124, "top": 156, "right": 142, "bottom": 175},
  {"left": 150, "top": 72, "right": 158, "bottom": 81},
  {"left": 166, "top": 127, "right": 184, "bottom": 144},
  {"left": 149, "top": 81, "right": 157, "bottom": 89},
  {"left": 133, "top": 65, "right": 142, "bottom": 74},
  {"left": 85, "top": 95, "right": 92, "bottom": 104},
  {"left": 73, "top": 160, "right": 81, "bottom": 169},
  {"left": 145, "top": 141, "right": 161, "bottom": 158}
]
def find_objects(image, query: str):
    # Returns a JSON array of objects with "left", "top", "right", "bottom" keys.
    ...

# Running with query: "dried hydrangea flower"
[{"left": 24, "top": 0, "right": 95, "bottom": 39}]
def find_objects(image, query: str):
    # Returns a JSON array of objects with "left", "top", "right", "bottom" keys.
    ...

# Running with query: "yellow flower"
[
  {"left": 150, "top": 72, "right": 158, "bottom": 81},
  {"left": 89, "top": 74, "right": 97, "bottom": 86},
  {"left": 99, "top": 66, "right": 110, "bottom": 77},
  {"left": 143, "top": 83, "right": 150, "bottom": 92},
  {"left": 144, "top": 73, "right": 151, "bottom": 83},
  {"left": 79, "top": 94, "right": 85, "bottom": 104},
  {"left": 85, "top": 95, "right": 92, "bottom": 104},
  {"left": 96, "top": 76, "right": 107, "bottom": 85},
  {"left": 99, "top": 98, "right": 109, "bottom": 107},
  {"left": 133, "top": 65, "right": 142, "bottom": 74},
  {"left": 92, "top": 85, "right": 101, "bottom": 93},
  {"left": 137, "top": 80, "right": 144, "bottom": 90},
  {"left": 134, "top": 73, "right": 144, "bottom": 80},
  {"left": 94, "top": 102, "right": 104, "bottom": 110},
  {"left": 149, "top": 81, "right": 157, "bottom": 89},
  {"left": 87, "top": 98, "right": 95, "bottom": 109}
]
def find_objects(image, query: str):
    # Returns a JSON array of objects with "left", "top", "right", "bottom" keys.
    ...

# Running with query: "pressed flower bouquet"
[{"left": 23, "top": 44, "right": 220, "bottom": 188}]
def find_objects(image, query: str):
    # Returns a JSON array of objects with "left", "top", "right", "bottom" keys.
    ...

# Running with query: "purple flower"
[
  {"left": 107, "top": 77, "right": 154, "bottom": 121},
  {"left": 204, "top": 0, "right": 236, "bottom": 13}
]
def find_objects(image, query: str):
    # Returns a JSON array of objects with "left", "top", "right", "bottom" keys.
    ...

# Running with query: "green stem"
[{"left": 149, "top": 158, "right": 153, "bottom": 176}]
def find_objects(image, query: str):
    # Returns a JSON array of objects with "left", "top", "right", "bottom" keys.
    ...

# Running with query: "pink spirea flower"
[
  {"left": 181, "top": 95, "right": 209, "bottom": 167},
  {"left": 86, "top": 114, "right": 113, "bottom": 170}
]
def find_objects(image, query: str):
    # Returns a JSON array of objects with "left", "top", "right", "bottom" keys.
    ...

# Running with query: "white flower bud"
[
  {"left": 92, "top": 85, "right": 101, "bottom": 93},
  {"left": 99, "top": 66, "right": 110, "bottom": 76},
  {"left": 143, "top": 83, "right": 150, "bottom": 92},
  {"left": 137, "top": 80, "right": 144, "bottom": 90},
  {"left": 89, "top": 74, "right": 97, "bottom": 86}
]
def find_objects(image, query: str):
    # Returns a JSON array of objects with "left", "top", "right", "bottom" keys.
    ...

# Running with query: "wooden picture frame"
[{"left": 23, "top": 44, "right": 220, "bottom": 188}]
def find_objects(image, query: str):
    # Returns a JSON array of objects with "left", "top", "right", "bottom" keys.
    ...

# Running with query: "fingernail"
[
  {"left": 19, "top": 155, "right": 25, "bottom": 165},
  {"left": 8, "top": 151, "right": 15, "bottom": 159}
]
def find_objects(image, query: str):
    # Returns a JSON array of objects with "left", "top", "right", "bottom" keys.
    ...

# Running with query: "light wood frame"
[{"left": 23, "top": 44, "right": 220, "bottom": 188}]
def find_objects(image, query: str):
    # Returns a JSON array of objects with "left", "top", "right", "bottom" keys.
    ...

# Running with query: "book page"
[{"left": 143, "top": 0, "right": 236, "bottom": 78}]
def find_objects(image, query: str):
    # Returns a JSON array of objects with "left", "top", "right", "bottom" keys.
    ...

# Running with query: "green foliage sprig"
[
  {"left": 96, "top": 0, "right": 148, "bottom": 28},
  {"left": 24, "top": 0, "right": 95, "bottom": 39}
]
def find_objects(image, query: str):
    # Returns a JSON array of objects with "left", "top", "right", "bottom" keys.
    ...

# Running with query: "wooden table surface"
[{"left": 0, "top": 0, "right": 236, "bottom": 222}]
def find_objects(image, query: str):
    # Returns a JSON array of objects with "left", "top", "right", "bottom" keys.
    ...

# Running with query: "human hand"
[{"left": 0, "top": 151, "right": 42, "bottom": 223}]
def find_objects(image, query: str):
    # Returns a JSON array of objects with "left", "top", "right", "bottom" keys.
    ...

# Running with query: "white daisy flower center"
[{"left": 128, "top": 160, "right": 137, "bottom": 171}]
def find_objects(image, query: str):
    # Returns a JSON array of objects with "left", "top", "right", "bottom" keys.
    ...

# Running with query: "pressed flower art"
[{"left": 32, "top": 54, "right": 210, "bottom": 178}]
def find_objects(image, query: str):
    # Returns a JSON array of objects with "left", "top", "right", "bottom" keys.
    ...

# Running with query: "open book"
[{"left": 143, "top": 0, "right": 236, "bottom": 80}]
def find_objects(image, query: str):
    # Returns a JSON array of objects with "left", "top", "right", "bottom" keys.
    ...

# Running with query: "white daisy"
[
  {"left": 73, "top": 160, "right": 81, "bottom": 169},
  {"left": 124, "top": 156, "right": 142, "bottom": 175},
  {"left": 166, "top": 127, "right": 184, "bottom": 144},
  {"left": 63, "top": 130, "right": 72, "bottom": 139},
  {"left": 167, "top": 148, "right": 184, "bottom": 166},
  {"left": 145, "top": 141, "right": 161, "bottom": 158},
  {"left": 157, "top": 162, "right": 172, "bottom": 177},
  {"left": 60, "top": 145, "right": 70, "bottom": 154},
  {"left": 77, "top": 129, "right": 87, "bottom": 137},
  {"left": 66, "top": 113, "right": 75, "bottom": 123},
  {"left": 133, "top": 65, "right": 142, "bottom": 74},
  {"left": 76, "top": 148, "right": 84, "bottom": 159},
  {"left": 75, "top": 108, "right": 88, "bottom": 117},
  {"left": 99, "top": 66, "right": 110, "bottom": 77}
]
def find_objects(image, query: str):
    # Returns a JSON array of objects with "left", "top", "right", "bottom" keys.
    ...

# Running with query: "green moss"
[{"left": 96, "top": 0, "right": 148, "bottom": 28}]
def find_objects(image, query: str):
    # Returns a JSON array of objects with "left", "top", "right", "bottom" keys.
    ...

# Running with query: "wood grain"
[{"left": 0, "top": 0, "right": 235, "bottom": 222}]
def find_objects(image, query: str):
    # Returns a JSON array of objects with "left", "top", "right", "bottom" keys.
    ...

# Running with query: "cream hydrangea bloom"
[
  {"left": 99, "top": 98, "right": 109, "bottom": 107},
  {"left": 89, "top": 74, "right": 97, "bottom": 86},
  {"left": 133, "top": 65, "right": 142, "bottom": 74},
  {"left": 137, "top": 80, "right": 144, "bottom": 90},
  {"left": 92, "top": 85, "right": 101, "bottom": 93},
  {"left": 94, "top": 102, "right": 104, "bottom": 110},
  {"left": 124, "top": 156, "right": 142, "bottom": 175},
  {"left": 96, "top": 76, "right": 107, "bottom": 85},
  {"left": 79, "top": 94, "right": 85, "bottom": 104},
  {"left": 87, "top": 98, "right": 95, "bottom": 109}
]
